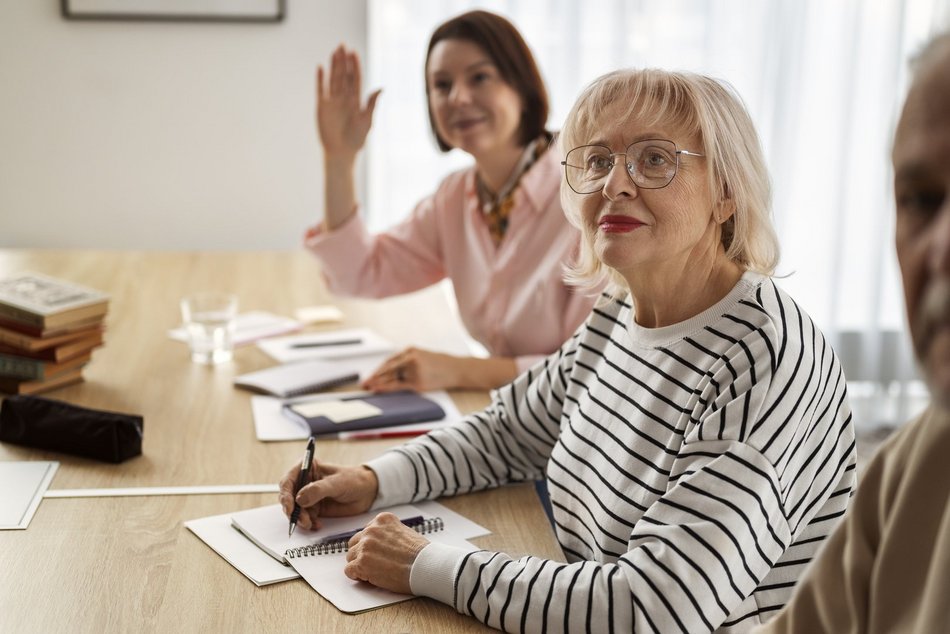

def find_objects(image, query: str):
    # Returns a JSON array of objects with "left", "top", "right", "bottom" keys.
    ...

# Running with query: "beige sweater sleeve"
[{"left": 755, "top": 408, "right": 950, "bottom": 634}]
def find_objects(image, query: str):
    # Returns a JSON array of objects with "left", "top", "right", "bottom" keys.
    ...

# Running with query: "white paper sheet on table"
[
  {"left": 251, "top": 389, "right": 462, "bottom": 441},
  {"left": 185, "top": 500, "right": 489, "bottom": 590},
  {"left": 169, "top": 310, "right": 302, "bottom": 347},
  {"left": 0, "top": 461, "right": 58, "bottom": 529},
  {"left": 257, "top": 328, "right": 396, "bottom": 364},
  {"left": 184, "top": 512, "right": 300, "bottom": 586}
]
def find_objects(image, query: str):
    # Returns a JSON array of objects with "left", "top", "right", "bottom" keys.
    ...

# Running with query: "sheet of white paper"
[
  {"left": 412, "top": 500, "right": 492, "bottom": 539},
  {"left": 169, "top": 310, "right": 302, "bottom": 347},
  {"left": 280, "top": 502, "right": 480, "bottom": 614},
  {"left": 0, "top": 461, "right": 58, "bottom": 529},
  {"left": 291, "top": 531, "right": 478, "bottom": 613},
  {"left": 184, "top": 512, "right": 300, "bottom": 586},
  {"left": 257, "top": 328, "right": 395, "bottom": 364},
  {"left": 186, "top": 500, "right": 488, "bottom": 601},
  {"left": 251, "top": 389, "right": 462, "bottom": 441}
]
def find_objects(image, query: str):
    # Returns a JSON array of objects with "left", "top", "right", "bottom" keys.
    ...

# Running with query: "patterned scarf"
[{"left": 478, "top": 135, "right": 549, "bottom": 246}]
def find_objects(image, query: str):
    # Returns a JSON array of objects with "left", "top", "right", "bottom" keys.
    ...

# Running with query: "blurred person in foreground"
[
  {"left": 281, "top": 67, "right": 857, "bottom": 632},
  {"left": 754, "top": 31, "right": 950, "bottom": 634}
]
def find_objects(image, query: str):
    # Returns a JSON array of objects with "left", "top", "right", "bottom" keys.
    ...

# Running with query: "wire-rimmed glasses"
[{"left": 561, "top": 139, "right": 704, "bottom": 194}]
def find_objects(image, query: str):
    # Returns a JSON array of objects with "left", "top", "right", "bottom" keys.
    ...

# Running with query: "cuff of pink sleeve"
[
  {"left": 515, "top": 354, "right": 546, "bottom": 375},
  {"left": 302, "top": 211, "right": 368, "bottom": 256},
  {"left": 409, "top": 542, "right": 468, "bottom": 606},
  {"left": 364, "top": 452, "right": 416, "bottom": 510}
]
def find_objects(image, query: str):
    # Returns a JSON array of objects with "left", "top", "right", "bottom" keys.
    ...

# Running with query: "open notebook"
[
  {"left": 187, "top": 502, "right": 489, "bottom": 613},
  {"left": 233, "top": 359, "right": 361, "bottom": 398}
]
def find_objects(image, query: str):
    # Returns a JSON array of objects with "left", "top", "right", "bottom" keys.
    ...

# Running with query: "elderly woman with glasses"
[{"left": 279, "top": 69, "right": 857, "bottom": 632}]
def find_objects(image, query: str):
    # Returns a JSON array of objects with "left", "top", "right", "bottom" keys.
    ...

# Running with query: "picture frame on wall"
[{"left": 61, "top": 0, "right": 285, "bottom": 23}]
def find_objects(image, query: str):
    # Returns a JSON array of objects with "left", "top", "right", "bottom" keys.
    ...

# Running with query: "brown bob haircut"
[{"left": 425, "top": 10, "right": 549, "bottom": 152}]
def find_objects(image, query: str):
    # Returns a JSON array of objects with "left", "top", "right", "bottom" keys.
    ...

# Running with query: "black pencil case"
[{"left": 0, "top": 395, "right": 143, "bottom": 463}]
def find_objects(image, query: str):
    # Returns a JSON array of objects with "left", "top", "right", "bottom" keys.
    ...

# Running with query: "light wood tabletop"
[{"left": 0, "top": 250, "right": 563, "bottom": 633}]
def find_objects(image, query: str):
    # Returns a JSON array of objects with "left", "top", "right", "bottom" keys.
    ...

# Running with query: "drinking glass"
[{"left": 180, "top": 292, "right": 237, "bottom": 364}]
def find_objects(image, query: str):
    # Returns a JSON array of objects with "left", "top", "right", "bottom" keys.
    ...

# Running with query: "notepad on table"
[
  {"left": 257, "top": 328, "right": 395, "bottom": 364},
  {"left": 231, "top": 504, "right": 445, "bottom": 565},
  {"left": 281, "top": 390, "right": 445, "bottom": 437},
  {"left": 187, "top": 502, "right": 488, "bottom": 613},
  {"left": 183, "top": 512, "right": 300, "bottom": 587},
  {"left": 233, "top": 359, "right": 361, "bottom": 398}
]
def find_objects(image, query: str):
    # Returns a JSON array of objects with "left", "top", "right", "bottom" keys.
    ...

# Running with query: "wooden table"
[{"left": 0, "top": 250, "right": 562, "bottom": 633}]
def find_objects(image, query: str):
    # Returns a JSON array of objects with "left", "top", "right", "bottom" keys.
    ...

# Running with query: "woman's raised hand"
[{"left": 316, "top": 44, "right": 382, "bottom": 160}]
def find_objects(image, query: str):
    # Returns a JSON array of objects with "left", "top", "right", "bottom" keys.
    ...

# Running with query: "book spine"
[
  {"left": 0, "top": 354, "right": 45, "bottom": 379},
  {"left": 0, "top": 302, "right": 44, "bottom": 328},
  {"left": 0, "top": 329, "right": 32, "bottom": 349}
]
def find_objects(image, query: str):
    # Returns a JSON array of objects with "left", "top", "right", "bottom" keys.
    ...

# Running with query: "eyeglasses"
[{"left": 561, "top": 139, "right": 704, "bottom": 194}]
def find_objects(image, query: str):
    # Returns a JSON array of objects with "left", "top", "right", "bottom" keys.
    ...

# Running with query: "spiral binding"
[{"left": 285, "top": 516, "right": 445, "bottom": 559}]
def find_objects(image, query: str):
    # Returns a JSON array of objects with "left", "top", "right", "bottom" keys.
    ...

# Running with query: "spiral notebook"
[
  {"left": 228, "top": 503, "right": 481, "bottom": 613},
  {"left": 233, "top": 359, "right": 360, "bottom": 398}
]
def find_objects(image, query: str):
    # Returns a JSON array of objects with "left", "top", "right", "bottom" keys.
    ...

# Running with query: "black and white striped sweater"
[{"left": 367, "top": 272, "right": 857, "bottom": 632}]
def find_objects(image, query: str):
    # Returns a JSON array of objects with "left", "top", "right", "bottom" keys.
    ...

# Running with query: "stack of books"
[{"left": 0, "top": 272, "right": 109, "bottom": 395}]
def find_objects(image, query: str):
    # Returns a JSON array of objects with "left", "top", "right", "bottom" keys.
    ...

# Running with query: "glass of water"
[{"left": 180, "top": 292, "right": 238, "bottom": 364}]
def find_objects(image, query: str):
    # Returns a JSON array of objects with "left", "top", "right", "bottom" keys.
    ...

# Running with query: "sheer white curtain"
[{"left": 364, "top": 0, "right": 949, "bottom": 425}]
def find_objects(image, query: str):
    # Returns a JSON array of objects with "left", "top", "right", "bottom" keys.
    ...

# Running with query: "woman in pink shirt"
[{"left": 306, "top": 11, "right": 595, "bottom": 392}]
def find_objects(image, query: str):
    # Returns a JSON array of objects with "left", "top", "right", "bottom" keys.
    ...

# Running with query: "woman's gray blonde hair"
[{"left": 559, "top": 69, "right": 780, "bottom": 296}]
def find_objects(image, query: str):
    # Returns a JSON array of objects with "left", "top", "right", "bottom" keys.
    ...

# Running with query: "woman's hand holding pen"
[
  {"left": 343, "top": 512, "right": 430, "bottom": 595},
  {"left": 278, "top": 459, "right": 425, "bottom": 595},
  {"left": 278, "top": 459, "right": 378, "bottom": 531}
]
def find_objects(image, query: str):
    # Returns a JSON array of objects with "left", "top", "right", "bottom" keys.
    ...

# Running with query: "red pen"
[{"left": 338, "top": 429, "right": 431, "bottom": 441}]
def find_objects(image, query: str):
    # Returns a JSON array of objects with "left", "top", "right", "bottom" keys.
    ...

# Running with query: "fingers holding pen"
[
  {"left": 278, "top": 457, "right": 321, "bottom": 531},
  {"left": 279, "top": 461, "right": 379, "bottom": 526}
]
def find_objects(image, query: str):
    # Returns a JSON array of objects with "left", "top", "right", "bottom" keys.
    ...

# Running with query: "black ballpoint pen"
[
  {"left": 288, "top": 436, "right": 316, "bottom": 537},
  {"left": 316, "top": 515, "right": 425, "bottom": 545}
]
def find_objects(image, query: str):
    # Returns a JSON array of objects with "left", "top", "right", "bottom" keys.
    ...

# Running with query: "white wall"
[{"left": 0, "top": 0, "right": 365, "bottom": 250}]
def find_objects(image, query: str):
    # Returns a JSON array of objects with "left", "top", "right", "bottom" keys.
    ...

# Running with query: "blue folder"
[{"left": 280, "top": 390, "right": 445, "bottom": 437}]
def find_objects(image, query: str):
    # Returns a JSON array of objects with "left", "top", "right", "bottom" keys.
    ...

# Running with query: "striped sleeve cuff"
[
  {"left": 364, "top": 451, "right": 416, "bottom": 510},
  {"left": 409, "top": 541, "right": 468, "bottom": 606}
]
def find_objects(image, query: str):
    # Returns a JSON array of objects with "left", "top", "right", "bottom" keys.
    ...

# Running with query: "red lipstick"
[{"left": 598, "top": 215, "right": 644, "bottom": 233}]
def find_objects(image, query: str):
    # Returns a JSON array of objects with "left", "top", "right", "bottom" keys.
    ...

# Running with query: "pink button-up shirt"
[{"left": 304, "top": 149, "right": 596, "bottom": 372}]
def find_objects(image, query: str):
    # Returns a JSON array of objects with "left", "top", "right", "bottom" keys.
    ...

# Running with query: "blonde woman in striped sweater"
[{"left": 279, "top": 69, "right": 857, "bottom": 632}]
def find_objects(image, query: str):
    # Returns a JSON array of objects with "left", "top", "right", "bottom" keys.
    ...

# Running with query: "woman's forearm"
[
  {"left": 453, "top": 355, "right": 520, "bottom": 390},
  {"left": 323, "top": 154, "right": 359, "bottom": 231}
]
